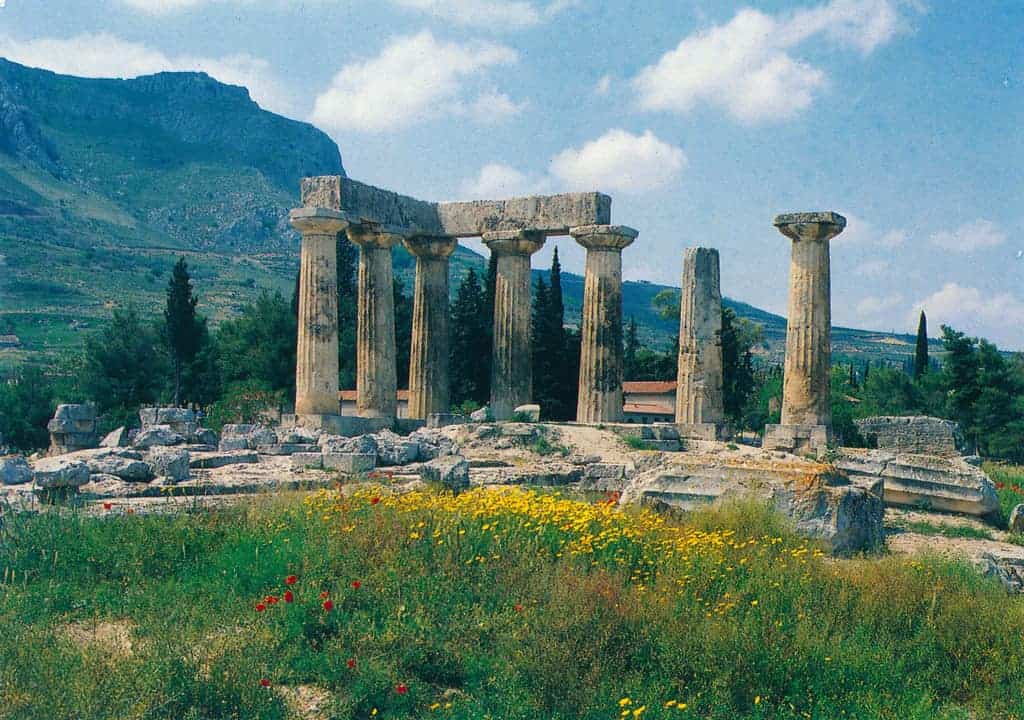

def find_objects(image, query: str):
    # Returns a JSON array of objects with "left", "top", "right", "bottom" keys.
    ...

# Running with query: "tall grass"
[{"left": 1, "top": 488, "right": 1022, "bottom": 719}]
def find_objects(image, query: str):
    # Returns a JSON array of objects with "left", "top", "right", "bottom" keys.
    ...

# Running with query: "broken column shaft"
[
  {"left": 404, "top": 235, "right": 457, "bottom": 419},
  {"left": 571, "top": 224, "right": 637, "bottom": 423},
  {"left": 675, "top": 247, "right": 725, "bottom": 432}
]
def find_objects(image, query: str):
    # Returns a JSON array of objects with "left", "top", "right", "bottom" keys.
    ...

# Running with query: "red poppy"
[
  {"left": 255, "top": 603, "right": 266, "bottom": 612},
  {"left": 285, "top": 575, "right": 298, "bottom": 585},
  {"left": 396, "top": 683, "right": 408, "bottom": 695},
  {"left": 371, "top": 496, "right": 381, "bottom": 505},
  {"left": 283, "top": 590, "right": 294, "bottom": 603},
  {"left": 260, "top": 678, "right": 271, "bottom": 688},
  {"left": 514, "top": 603, "right": 524, "bottom": 612},
  {"left": 319, "top": 591, "right": 330, "bottom": 600},
  {"left": 351, "top": 581, "right": 361, "bottom": 590},
  {"left": 102, "top": 502, "right": 112, "bottom": 510},
  {"left": 996, "top": 482, "right": 1006, "bottom": 490},
  {"left": 265, "top": 595, "right": 279, "bottom": 605},
  {"left": 126, "top": 508, "right": 135, "bottom": 514},
  {"left": 323, "top": 599, "right": 334, "bottom": 611},
  {"left": 346, "top": 658, "right": 356, "bottom": 669}
]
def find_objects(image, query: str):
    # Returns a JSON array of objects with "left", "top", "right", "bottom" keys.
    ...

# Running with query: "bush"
[{"left": 204, "top": 380, "right": 284, "bottom": 432}]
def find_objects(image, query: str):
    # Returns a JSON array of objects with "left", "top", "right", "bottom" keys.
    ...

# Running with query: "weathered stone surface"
[
  {"left": 837, "top": 449, "right": 999, "bottom": 517},
  {"left": 1010, "top": 504, "right": 1024, "bottom": 534},
  {"left": 250, "top": 426, "right": 279, "bottom": 448},
  {"left": 981, "top": 553, "right": 1024, "bottom": 594},
  {"left": 323, "top": 452, "right": 376, "bottom": 474},
  {"left": 408, "top": 428, "right": 458, "bottom": 460},
  {"left": 218, "top": 437, "right": 250, "bottom": 451},
  {"left": 291, "top": 452, "right": 324, "bottom": 470},
  {"left": 133, "top": 425, "right": 184, "bottom": 449},
  {"left": 189, "top": 451, "right": 259, "bottom": 469},
  {"left": 0, "top": 455, "right": 32, "bottom": 485},
  {"left": 193, "top": 428, "right": 218, "bottom": 446},
  {"left": 280, "top": 427, "right": 320, "bottom": 445},
  {"left": 32, "top": 456, "right": 90, "bottom": 489},
  {"left": 763, "top": 423, "right": 829, "bottom": 456},
  {"left": 775, "top": 211, "right": 845, "bottom": 435},
  {"left": 485, "top": 230, "right": 545, "bottom": 420},
  {"left": 586, "top": 463, "right": 626, "bottom": 480},
  {"left": 470, "top": 406, "right": 489, "bottom": 422},
  {"left": 513, "top": 404, "right": 541, "bottom": 422},
  {"left": 854, "top": 416, "right": 965, "bottom": 457},
  {"left": 426, "top": 413, "right": 467, "bottom": 429},
  {"left": 100, "top": 426, "right": 130, "bottom": 448},
  {"left": 81, "top": 475, "right": 154, "bottom": 499},
  {"left": 146, "top": 447, "right": 190, "bottom": 482},
  {"left": 156, "top": 408, "right": 195, "bottom": 425},
  {"left": 676, "top": 248, "right": 725, "bottom": 428},
  {"left": 374, "top": 430, "right": 420, "bottom": 466},
  {"left": 291, "top": 208, "right": 348, "bottom": 416},
  {"left": 48, "top": 403, "right": 98, "bottom": 454},
  {"left": 256, "top": 443, "right": 319, "bottom": 456},
  {"left": 420, "top": 455, "right": 470, "bottom": 492},
  {"left": 87, "top": 454, "right": 153, "bottom": 482},
  {"left": 405, "top": 235, "right": 457, "bottom": 419}
]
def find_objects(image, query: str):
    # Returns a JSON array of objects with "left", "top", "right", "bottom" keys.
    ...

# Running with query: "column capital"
[
  {"left": 773, "top": 211, "right": 846, "bottom": 243},
  {"left": 346, "top": 221, "right": 404, "bottom": 249},
  {"left": 403, "top": 234, "right": 457, "bottom": 259},
  {"left": 289, "top": 207, "right": 350, "bottom": 236},
  {"left": 481, "top": 229, "right": 545, "bottom": 257},
  {"left": 570, "top": 224, "right": 638, "bottom": 251}
]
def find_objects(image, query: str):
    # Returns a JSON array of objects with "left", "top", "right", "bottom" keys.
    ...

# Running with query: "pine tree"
[
  {"left": 849, "top": 363, "right": 858, "bottom": 389},
  {"left": 914, "top": 310, "right": 929, "bottom": 379},
  {"left": 337, "top": 236, "right": 359, "bottom": 389},
  {"left": 863, "top": 360, "right": 871, "bottom": 384},
  {"left": 531, "top": 276, "right": 553, "bottom": 417},
  {"left": 547, "top": 247, "right": 573, "bottom": 418},
  {"left": 624, "top": 316, "right": 640, "bottom": 380},
  {"left": 164, "top": 258, "right": 202, "bottom": 406}
]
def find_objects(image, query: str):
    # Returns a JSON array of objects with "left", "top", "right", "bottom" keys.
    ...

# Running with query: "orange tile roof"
[
  {"left": 339, "top": 390, "right": 410, "bottom": 401},
  {"left": 623, "top": 381, "right": 676, "bottom": 394}
]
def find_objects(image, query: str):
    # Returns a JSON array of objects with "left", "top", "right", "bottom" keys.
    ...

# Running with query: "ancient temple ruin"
[{"left": 289, "top": 175, "right": 637, "bottom": 429}]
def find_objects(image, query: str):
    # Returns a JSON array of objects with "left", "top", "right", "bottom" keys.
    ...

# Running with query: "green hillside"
[{"left": 0, "top": 59, "right": 939, "bottom": 371}]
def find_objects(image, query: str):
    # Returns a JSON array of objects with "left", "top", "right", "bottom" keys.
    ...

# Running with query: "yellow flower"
[
  {"left": 664, "top": 700, "right": 677, "bottom": 708},
  {"left": 619, "top": 698, "right": 632, "bottom": 707},
  {"left": 632, "top": 706, "right": 647, "bottom": 717},
  {"left": 754, "top": 696, "right": 761, "bottom": 705},
  {"left": 429, "top": 702, "right": 440, "bottom": 710}
]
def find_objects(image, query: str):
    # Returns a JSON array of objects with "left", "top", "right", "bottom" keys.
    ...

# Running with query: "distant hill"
[{"left": 0, "top": 59, "right": 939, "bottom": 370}]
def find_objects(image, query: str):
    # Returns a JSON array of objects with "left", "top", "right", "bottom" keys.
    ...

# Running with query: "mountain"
[{"left": 0, "top": 59, "right": 937, "bottom": 370}]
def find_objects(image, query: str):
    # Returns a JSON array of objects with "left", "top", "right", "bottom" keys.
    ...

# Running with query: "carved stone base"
[
  {"left": 282, "top": 414, "right": 393, "bottom": 437},
  {"left": 763, "top": 424, "right": 829, "bottom": 456},
  {"left": 676, "top": 422, "right": 730, "bottom": 441}
]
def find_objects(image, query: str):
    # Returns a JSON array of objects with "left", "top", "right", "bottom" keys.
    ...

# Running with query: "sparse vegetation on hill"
[{"left": 2, "top": 487, "right": 1023, "bottom": 719}]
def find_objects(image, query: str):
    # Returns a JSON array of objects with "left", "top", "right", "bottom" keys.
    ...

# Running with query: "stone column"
[
  {"left": 482, "top": 230, "right": 546, "bottom": 420},
  {"left": 346, "top": 223, "right": 402, "bottom": 419},
  {"left": 675, "top": 247, "right": 725, "bottom": 436},
  {"left": 289, "top": 208, "right": 349, "bottom": 417},
  {"left": 764, "top": 211, "right": 845, "bottom": 454},
  {"left": 404, "top": 234, "right": 457, "bottom": 419},
  {"left": 570, "top": 225, "right": 638, "bottom": 423}
]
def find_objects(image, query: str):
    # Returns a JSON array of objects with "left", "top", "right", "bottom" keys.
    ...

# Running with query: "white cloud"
[
  {"left": 833, "top": 213, "right": 906, "bottom": 248},
  {"left": 310, "top": 31, "right": 518, "bottom": 133},
  {"left": 595, "top": 74, "right": 612, "bottom": 96},
  {"left": 929, "top": 219, "right": 1006, "bottom": 252},
  {"left": 118, "top": 0, "right": 207, "bottom": 12},
  {"left": 855, "top": 259, "right": 891, "bottom": 277},
  {"left": 0, "top": 33, "right": 292, "bottom": 114},
  {"left": 549, "top": 129, "right": 686, "bottom": 193},
  {"left": 464, "top": 90, "right": 528, "bottom": 123},
  {"left": 856, "top": 293, "right": 903, "bottom": 318},
  {"left": 389, "top": 0, "right": 539, "bottom": 28},
  {"left": 912, "top": 282, "right": 1024, "bottom": 348},
  {"left": 458, "top": 162, "right": 549, "bottom": 199},
  {"left": 633, "top": 0, "right": 917, "bottom": 123}
]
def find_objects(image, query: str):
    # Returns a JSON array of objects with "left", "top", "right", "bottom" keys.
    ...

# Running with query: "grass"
[
  {"left": 984, "top": 463, "right": 1024, "bottom": 527},
  {"left": 530, "top": 436, "right": 570, "bottom": 457},
  {"left": 623, "top": 435, "right": 646, "bottom": 450},
  {"left": 2, "top": 488, "right": 1024, "bottom": 719},
  {"left": 891, "top": 520, "right": 995, "bottom": 541}
]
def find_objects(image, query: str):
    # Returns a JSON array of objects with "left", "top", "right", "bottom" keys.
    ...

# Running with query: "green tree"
[
  {"left": 217, "top": 291, "right": 296, "bottom": 395},
  {"left": 450, "top": 269, "right": 490, "bottom": 406},
  {"left": 337, "top": 236, "right": 359, "bottom": 389},
  {"left": 82, "top": 305, "right": 167, "bottom": 423},
  {"left": 164, "top": 257, "right": 203, "bottom": 406},
  {"left": 0, "top": 365, "right": 56, "bottom": 452},
  {"left": 938, "top": 325, "right": 980, "bottom": 434},
  {"left": 531, "top": 276, "right": 556, "bottom": 417},
  {"left": 394, "top": 277, "right": 414, "bottom": 389},
  {"left": 721, "top": 307, "right": 760, "bottom": 426},
  {"left": 914, "top": 310, "right": 929, "bottom": 379},
  {"left": 624, "top": 316, "right": 640, "bottom": 380},
  {"left": 858, "top": 365, "right": 922, "bottom": 417}
]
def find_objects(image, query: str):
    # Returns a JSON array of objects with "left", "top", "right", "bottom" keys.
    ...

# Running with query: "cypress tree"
[
  {"left": 624, "top": 316, "right": 640, "bottom": 380},
  {"left": 914, "top": 310, "right": 929, "bottom": 379},
  {"left": 394, "top": 277, "right": 414, "bottom": 390},
  {"left": 863, "top": 360, "right": 871, "bottom": 384},
  {"left": 164, "top": 257, "right": 202, "bottom": 407},
  {"left": 450, "top": 269, "right": 489, "bottom": 406},
  {"left": 531, "top": 276, "right": 553, "bottom": 417},
  {"left": 337, "top": 235, "right": 359, "bottom": 389}
]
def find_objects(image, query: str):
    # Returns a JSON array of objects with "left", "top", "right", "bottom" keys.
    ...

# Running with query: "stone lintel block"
[
  {"left": 569, "top": 224, "right": 639, "bottom": 251},
  {"left": 773, "top": 211, "right": 847, "bottom": 242},
  {"left": 303, "top": 176, "right": 441, "bottom": 234},
  {"left": 763, "top": 424, "right": 829, "bottom": 455},
  {"left": 481, "top": 229, "right": 545, "bottom": 256},
  {"left": 289, "top": 207, "right": 351, "bottom": 235},
  {"left": 346, "top": 221, "right": 405, "bottom": 248},
  {"left": 403, "top": 234, "right": 457, "bottom": 259},
  {"left": 676, "top": 422, "right": 730, "bottom": 441}
]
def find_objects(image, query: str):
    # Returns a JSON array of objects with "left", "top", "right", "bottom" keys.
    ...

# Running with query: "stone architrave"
[
  {"left": 289, "top": 208, "right": 349, "bottom": 416},
  {"left": 675, "top": 247, "right": 726, "bottom": 436},
  {"left": 482, "top": 230, "right": 546, "bottom": 420},
  {"left": 764, "top": 211, "right": 846, "bottom": 454},
  {"left": 570, "top": 225, "right": 638, "bottom": 423},
  {"left": 347, "top": 222, "right": 402, "bottom": 419},
  {"left": 404, "top": 234, "right": 458, "bottom": 419}
]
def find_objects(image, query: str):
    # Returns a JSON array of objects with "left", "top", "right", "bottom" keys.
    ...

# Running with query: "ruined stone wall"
[{"left": 854, "top": 416, "right": 965, "bottom": 457}]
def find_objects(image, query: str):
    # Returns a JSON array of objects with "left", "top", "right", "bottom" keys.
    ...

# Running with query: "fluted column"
[
  {"left": 675, "top": 247, "right": 725, "bottom": 427},
  {"left": 571, "top": 225, "right": 637, "bottom": 423},
  {"left": 347, "top": 223, "right": 401, "bottom": 419},
  {"left": 482, "top": 230, "right": 545, "bottom": 420},
  {"left": 404, "top": 234, "right": 457, "bottom": 419},
  {"left": 289, "top": 208, "right": 349, "bottom": 416},
  {"left": 775, "top": 212, "right": 846, "bottom": 428}
]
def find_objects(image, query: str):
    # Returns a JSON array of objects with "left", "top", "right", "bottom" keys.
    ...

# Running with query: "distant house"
[
  {"left": 339, "top": 390, "right": 410, "bottom": 418},
  {"left": 0, "top": 335, "right": 22, "bottom": 348},
  {"left": 622, "top": 381, "right": 676, "bottom": 423}
]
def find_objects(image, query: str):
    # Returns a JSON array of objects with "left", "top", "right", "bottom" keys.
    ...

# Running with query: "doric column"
[
  {"left": 404, "top": 234, "right": 457, "bottom": 419},
  {"left": 570, "top": 225, "right": 637, "bottom": 423},
  {"left": 775, "top": 211, "right": 846, "bottom": 428},
  {"left": 675, "top": 247, "right": 725, "bottom": 429},
  {"left": 289, "top": 208, "right": 349, "bottom": 416},
  {"left": 346, "top": 222, "right": 402, "bottom": 419},
  {"left": 482, "top": 230, "right": 545, "bottom": 420}
]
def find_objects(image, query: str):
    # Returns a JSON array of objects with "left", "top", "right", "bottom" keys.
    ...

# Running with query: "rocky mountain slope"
[{"left": 0, "top": 58, "right": 936, "bottom": 368}]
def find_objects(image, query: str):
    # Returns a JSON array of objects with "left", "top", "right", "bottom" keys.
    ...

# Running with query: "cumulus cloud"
[
  {"left": 458, "top": 162, "right": 549, "bottom": 199},
  {"left": 832, "top": 213, "right": 906, "bottom": 248},
  {"left": 549, "top": 129, "right": 686, "bottom": 193},
  {"left": 856, "top": 293, "right": 904, "bottom": 318},
  {"left": 855, "top": 259, "right": 891, "bottom": 277},
  {"left": 464, "top": 90, "right": 528, "bottom": 123},
  {"left": 0, "top": 33, "right": 292, "bottom": 114},
  {"left": 633, "top": 0, "right": 917, "bottom": 123},
  {"left": 388, "top": 0, "right": 570, "bottom": 29},
  {"left": 912, "top": 282, "right": 1024, "bottom": 348},
  {"left": 929, "top": 219, "right": 1006, "bottom": 252},
  {"left": 595, "top": 74, "right": 612, "bottom": 96},
  {"left": 118, "top": 0, "right": 208, "bottom": 12},
  {"left": 310, "top": 31, "right": 519, "bottom": 133}
]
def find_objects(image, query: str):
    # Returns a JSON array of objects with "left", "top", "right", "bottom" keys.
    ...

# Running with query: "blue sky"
[{"left": 2, "top": 0, "right": 1022, "bottom": 347}]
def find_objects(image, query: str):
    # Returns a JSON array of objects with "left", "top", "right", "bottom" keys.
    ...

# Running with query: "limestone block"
[
  {"left": 0, "top": 456, "right": 32, "bottom": 485},
  {"left": 133, "top": 426, "right": 184, "bottom": 449},
  {"left": 87, "top": 454, "right": 153, "bottom": 482},
  {"left": 291, "top": 453, "right": 324, "bottom": 471},
  {"left": 156, "top": 408, "right": 195, "bottom": 425},
  {"left": 513, "top": 404, "right": 541, "bottom": 422},
  {"left": 218, "top": 438, "right": 250, "bottom": 452},
  {"left": 676, "top": 423, "right": 727, "bottom": 441},
  {"left": 250, "top": 427, "right": 279, "bottom": 448},
  {"left": 470, "top": 407, "right": 490, "bottom": 422},
  {"left": 427, "top": 413, "right": 467, "bottom": 429},
  {"left": 221, "top": 424, "right": 256, "bottom": 438},
  {"left": 763, "top": 424, "right": 829, "bottom": 455},
  {"left": 420, "top": 455, "right": 470, "bottom": 493},
  {"left": 640, "top": 439, "right": 681, "bottom": 452},
  {"left": 146, "top": 447, "right": 190, "bottom": 483},
  {"left": 189, "top": 452, "right": 259, "bottom": 469},
  {"left": 32, "top": 457, "right": 90, "bottom": 489},
  {"left": 280, "top": 427, "right": 320, "bottom": 445},
  {"left": 586, "top": 463, "right": 626, "bottom": 481},
  {"left": 1010, "top": 504, "right": 1024, "bottom": 534},
  {"left": 256, "top": 443, "right": 319, "bottom": 456},
  {"left": 323, "top": 453, "right": 376, "bottom": 474},
  {"left": 374, "top": 430, "right": 420, "bottom": 466},
  {"left": 854, "top": 416, "right": 965, "bottom": 457},
  {"left": 408, "top": 428, "right": 457, "bottom": 460},
  {"left": 193, "top": 428, "right": 218, "bottom": 446}
]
